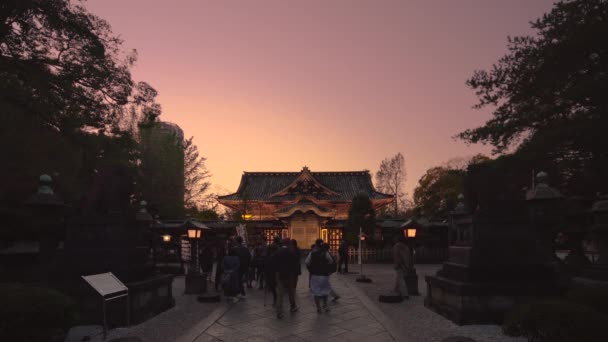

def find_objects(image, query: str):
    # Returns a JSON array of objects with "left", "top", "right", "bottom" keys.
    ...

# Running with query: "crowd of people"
[
  {"left": 199, "top": 236, "right": 345, "bottom": 319},
  {"left": 198, "top": 235, "right": 411, "bottom": 320}
]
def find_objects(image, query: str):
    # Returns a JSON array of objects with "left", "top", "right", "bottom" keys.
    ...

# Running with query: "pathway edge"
[
  {"left": 341, "top": 275, "right": 413, "bottom": 342},
  {"left": 174, "top": 302, "right": 230, "bottom": 342}
]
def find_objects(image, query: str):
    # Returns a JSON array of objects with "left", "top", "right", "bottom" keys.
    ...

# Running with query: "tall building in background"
[{"left": 139, "top": 121, "right": 185, "bottom": 219}]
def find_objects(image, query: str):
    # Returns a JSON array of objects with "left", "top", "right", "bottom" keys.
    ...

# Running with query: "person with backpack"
[{"left": 305, "top": 239, "right": 336, "bottom": 313}]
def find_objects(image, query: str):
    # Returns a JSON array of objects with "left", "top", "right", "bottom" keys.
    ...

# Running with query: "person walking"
[
  {"left": 274, "top": 238, "right": 299, "bottom": 319},
  {"left": 305, "top": 239, "right": 335, "bottom": 313},
  {"left": 322, "top": 243, "right": 340, "bottom": 302},
  {"left": 290, "top": 239, "right": 302, "bottom": 288},
  {"left": 231, "top": 236, "right": 251, "bottom": 298},
  {"left": 253, "top": 241, "right": 267, "bottom": 289},
  {"left": 214, "top": 242, "right": 225, "bottom": 292},
  {"left": 265, "top": 236, "right": 281, "bottom": 306},
  {"left": 338, "top": 239, "right": 349, "bottom": 273},
  {"left": 222, "top": 247, "right": 241, "bottom": 303},
  {"left": 392, "top": 235, "right": 410, "bottom": 299}
]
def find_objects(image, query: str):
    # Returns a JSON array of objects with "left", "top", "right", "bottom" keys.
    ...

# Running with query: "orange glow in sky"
[{"left": 85, "top": 0, "right": 555, "bottom": 197}]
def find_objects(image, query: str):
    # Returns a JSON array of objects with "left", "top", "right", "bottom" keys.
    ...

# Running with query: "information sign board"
[{"left": 82, "top": 272, "right": 127, "bottom": 297}]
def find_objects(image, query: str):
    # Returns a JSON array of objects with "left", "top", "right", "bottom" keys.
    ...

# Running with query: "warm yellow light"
[
  {"left": 360, "top": 235, "right": 366, "bottom": 241},
  {"left": 188, "top": 229, "right": 201, "bottom": 239},
  {"left": 406, "top": 228, "right": 417, "bottom": 238},
  {"left": 320, "top": 228, "right": 328, "bottom": 242},
  {"left": 162, "top": 234, "right": 171, "bottom": 242},
  {"left": 241, "top": 213, "right": 253, "bottom": 220}
]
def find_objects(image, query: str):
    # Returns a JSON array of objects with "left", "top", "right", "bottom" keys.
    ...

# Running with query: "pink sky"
[{"left": 85, "top": 0, "right": 555, "bottom": 198}]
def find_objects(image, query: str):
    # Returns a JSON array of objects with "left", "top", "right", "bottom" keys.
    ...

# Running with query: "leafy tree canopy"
[
  {"left": 413, "top": 154, "right": 489, "bottom": 218},
  {"left": 345, "top": 194, "right": 376, "bottom": 245},
  {"left": 459, "top": 0, "right": 607, "bottom": 155},
  {"left": 458, "top": 0, "right": 608, "bottom": 195},
  {"left": 0, "top": 0, "right": 160, "bottom": 135}
]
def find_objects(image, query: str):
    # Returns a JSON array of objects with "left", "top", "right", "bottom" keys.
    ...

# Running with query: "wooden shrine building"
[{"left": 217, "top": 167, "right": 394, "bottom": 249}]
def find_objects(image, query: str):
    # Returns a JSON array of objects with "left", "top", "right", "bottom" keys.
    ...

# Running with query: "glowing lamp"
[
  {"left": 405, "top": 227, "right": 417, "bottom": 239},
  {"left": 162, "top": 234, "right": 171, "bottom": 242},
  {"left": 241, "top": 213, "right": 253, "bottom": 220},
  {"left": 187, "top": 228, "right": 202, "bottom": 239}
]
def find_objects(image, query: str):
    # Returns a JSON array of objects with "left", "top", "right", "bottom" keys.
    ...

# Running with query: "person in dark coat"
[
  {"left": 264, "top": 236, "right": 281, "bottom": 306},
  {"left": 290, "top": 239, "right": 302, "bottom": 287},
  {"left": 214, "top": 242, "right": 225, "bottom": 291},
  {"left": 254, "top": 241, "right": 267, "bottom": 289},
  {"left": 274, "top": 238, "right": 300, "bottom": 319},
  {"left": 231, "top": 236, "right": 251, "bottom": 297},
  {"left": 338, "top": 239, "right": 349, "bottom": 273},
  {"left": 222, "top": 247, "right": 241, "bottom": 302}
]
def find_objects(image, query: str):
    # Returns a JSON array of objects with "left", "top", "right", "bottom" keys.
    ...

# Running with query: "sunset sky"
[{"left": 85, "top": 0, "right": 555, "bottom": 198}]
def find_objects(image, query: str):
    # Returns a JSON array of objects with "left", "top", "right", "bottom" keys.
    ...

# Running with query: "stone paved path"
[
  {"left": 177, "top": 269, "right": 398, "bottom": 342},
  {"left": 348, "top": 264, "right": 526, "bottom": 342}
]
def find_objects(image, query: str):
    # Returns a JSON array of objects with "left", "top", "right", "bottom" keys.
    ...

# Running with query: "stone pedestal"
[
  {"left": 425, "top": 213, "right": 563, "bottom": 325},
  {"left": 184, "top": 272, "right": 207, "bottom": 294}
]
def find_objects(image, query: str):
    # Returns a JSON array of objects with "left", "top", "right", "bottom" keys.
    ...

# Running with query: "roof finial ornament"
[
  {"left": 454, "top": 193, "right": 466, "bottom": 213},
  {"left": 302, "top": 166, "right": 310, "bottom": 172},
  {"left": 38, "top": 174, "right": 54, "bottom": 195},
  {"left": 526, "top": 171, "right": 562, "bottom": 200}
]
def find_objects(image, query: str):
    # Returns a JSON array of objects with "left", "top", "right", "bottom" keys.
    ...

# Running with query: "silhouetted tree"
[
  {"left": 184, "top": 137, "right": 211, "bottom": 210},
  {"left": 413, "top": 155, "right": 489, "bottom": 218},
  {"left": 375, "top": 152, "right": 407, "bottom": 217},
  {"left": 1, "top": 0, "right": 160, "bottom": 135},
  {"left": 458, "top": 0, "right": 608, "bottom": 195},
  {"left": 345, "top": 194, "right": 376, "bottom": 245}
]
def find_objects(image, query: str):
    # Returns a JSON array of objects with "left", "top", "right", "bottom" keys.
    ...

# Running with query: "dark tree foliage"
[
  {"left": 458, "top": 0, "right": 608, "bottom": 196},
  {"left": 345, "top": 194, "right": 376, "bottom": 245},
  {"left": 0, "top": 0, "right": 160, "bottom": 134},
  {"left": 413, "top": 155, "right": 489, "bottom": 219},
  {"left": 0, "top": 1, "right": 160, "bottom": 221},
  {"left": 413, "top": 167, "right": 466, "bottom": 219}
]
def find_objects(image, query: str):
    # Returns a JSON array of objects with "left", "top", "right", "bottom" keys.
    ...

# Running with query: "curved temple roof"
[{"left": 218, "top": 167, "right": 394, "bottom": 203}]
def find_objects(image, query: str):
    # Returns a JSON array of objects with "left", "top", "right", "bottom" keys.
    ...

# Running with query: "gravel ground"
[
  {"left": 95, "top": 276, "right": 221, "bottom": 342},
  {"left": 344, "top": 264, "right": 526, "bottom": 342}
]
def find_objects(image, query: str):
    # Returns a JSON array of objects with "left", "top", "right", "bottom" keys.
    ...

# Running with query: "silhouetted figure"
[
  {"left": 265, "top": 236, "right": 281, "bottom": 306},
  {"left": 253, "top": 241, "right": 267, "bottom": 289},
  {"left": 392, "top": 236, "right": 410, "bottom": 299},
  {"left": 338, "top": 239, "right": 349, "bottom": 273},
  {"left": 274, "top": 238, "right": 300, "bottom": 319},
  {"left": 231, "top": 236, "right": 251, "bottom": 297},
  {"left": 222, "top": 248, "right": 240, "bottom": 302}
]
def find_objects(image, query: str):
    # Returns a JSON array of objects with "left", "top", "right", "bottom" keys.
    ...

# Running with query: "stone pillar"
[
  {"left": 135, "top": 200, "right": 155, "bottom": 275},
  {"left": 25, "top": 174, "right": 65, "bottom": 285},
  {"left": 583, "top": 196, "right": 608, "bottom": 280},
  {"left": 525, "top": 172, "right": 564, "bottom": 264}
]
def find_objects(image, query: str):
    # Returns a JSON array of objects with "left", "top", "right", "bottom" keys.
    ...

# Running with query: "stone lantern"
[
  {"left": 525, "top": 171, "right": 564, "bottom": 263},
  {"left": 583, "top": 196, "right": 608, "bottom": 280},
  {"left": 25, "top": 174, "right": 66, "bottom": 285}
]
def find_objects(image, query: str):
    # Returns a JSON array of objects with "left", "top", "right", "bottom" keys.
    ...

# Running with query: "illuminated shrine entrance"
[{"left": 289, "top": 213, "right": 320, "bottom": 249}]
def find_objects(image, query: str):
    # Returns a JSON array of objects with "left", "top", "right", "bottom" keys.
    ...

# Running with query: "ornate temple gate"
[{"left": 289, "top": 213, "right": 320, "bottom": 248}]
